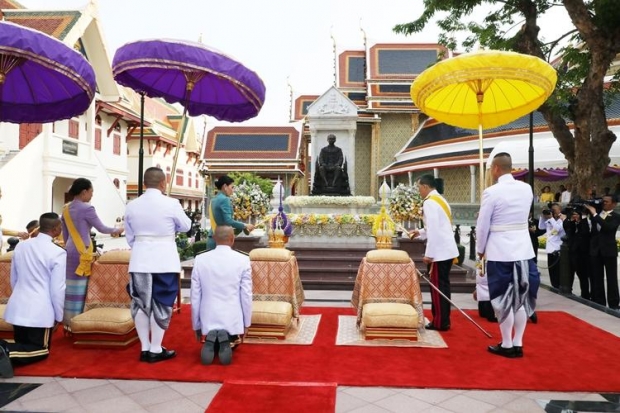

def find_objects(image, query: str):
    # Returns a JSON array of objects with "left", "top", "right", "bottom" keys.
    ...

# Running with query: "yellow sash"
[
  {"left": 62, "top": 204, "right": 94, "bottom": 276},
  {"left": 426, "top": 194, "right": 453, "bottom": 224},
  {"left": 208, "top": 203, "right": 217, "bottom": 234},
  {"left": 426, "top": 194, "right": 458, "bottom": 264}
]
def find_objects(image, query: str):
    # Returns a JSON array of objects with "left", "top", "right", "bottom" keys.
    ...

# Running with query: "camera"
[
  {"left": 541, "top": 202, "right": 553, "bottom": 216},
  {"left": 566, "top": 198, "right": 604, "bottom": 215}
]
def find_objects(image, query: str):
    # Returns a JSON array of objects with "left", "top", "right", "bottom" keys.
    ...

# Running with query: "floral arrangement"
[
  {"left": 285, "top": 195, "right": 376, "bottom": 208},
  {"left": 287, "top": 213, "right": 377, "bottom": 226},
  {"left": 388, "top": 183, "right": 423, "bottom": 223},
  {"left": 230, "top": 182, "right": 271, "bottom": 221}
]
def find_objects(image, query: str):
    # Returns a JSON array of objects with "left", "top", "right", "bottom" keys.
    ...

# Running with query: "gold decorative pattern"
[
  {"left": 354, "top": 125, "right": 372, "bottom": 196},
  {"left": 250, "top": 256, "right": 305, "bottom": 318}
]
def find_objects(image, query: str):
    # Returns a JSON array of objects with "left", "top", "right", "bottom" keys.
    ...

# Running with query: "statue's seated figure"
[{"left": 312, "top": 134, "right": 351, "bottom": 196}]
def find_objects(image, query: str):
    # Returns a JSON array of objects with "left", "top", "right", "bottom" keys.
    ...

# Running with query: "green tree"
[
  {"left": 394, "top": 0, "right": 620, "bottom": 198},
  {"left": 228, "top": 172, "right": 274, "bottom": 197}
]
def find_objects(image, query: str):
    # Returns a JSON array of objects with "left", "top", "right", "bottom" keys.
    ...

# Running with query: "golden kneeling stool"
[
  {"left": 70, "top": 250, "right": 138, "bottom": 348},
  {"left": 357, "top": 249, "right": 423, "bottom": 341},
  {"left": 0, "top": 252, "right": 14, "bottom": 341},
  {"left": 247, "top": 248, "right": 300, "bottom": 340}
]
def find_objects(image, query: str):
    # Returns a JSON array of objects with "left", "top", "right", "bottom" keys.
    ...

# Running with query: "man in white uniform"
[
  {"left": 477, "top": 152, "right": 540, "bottom": 358},
  {"left": 409, "top": 174, "right": 458, "bottom": 331},
  {"left": 125, "top": 167, "right": 191, "bottom": 363},
  {"left": 191, "top": 226, "right": 252, "bottom": 365},
  {"left": 0, "top": 212, "right": 66, "bottom": 378}
]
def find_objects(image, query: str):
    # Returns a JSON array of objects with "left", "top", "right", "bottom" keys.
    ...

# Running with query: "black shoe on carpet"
[
  {"left": 488, "top": 343, "right": 516, "bottom": 358},
  {"left": 139, "top": 351, "right": 149, "bottom": 362},
  {"left": 147, "top": 347, "right": 176, "bottom": 363},
  {"left": 425, "top": 322, "right": 450, "bottom": 331},
  {"left": 0, "top": 346, "right": 13, "bottom": 378},
  {"left": 529, "top": 312, "right": 538, "bottom": 323},
  {"left": 201, "top": 330, "right": 218, "bottom": 365},
  {"left": 217, "top": 330, "right": 232, "bottom": 365},
  {"left": 514, "top": 346, "right": 523, "bottom": 358}
]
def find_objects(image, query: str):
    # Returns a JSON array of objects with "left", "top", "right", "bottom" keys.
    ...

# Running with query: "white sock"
[
  {"left": 512, "top": 307, "right": 528, "bottom": 347},
  {"left": 134, "top": 310, "right": 151, "bottom": 352},
  {"left": 499, "top": 311, "right": 514, "bottom": 348},
  {"left": 149, "top": 313, "right": 165, "bottom": 354}
]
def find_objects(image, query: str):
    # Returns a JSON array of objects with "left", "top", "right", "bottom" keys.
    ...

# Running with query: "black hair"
[
  {"left": 418, "top": 174, "right": 436, "bottom": 188},
  {"left": 68, "top": 178, "right": 92, "bottom": 197},
  {"left": 39, "top": 212, "right": 60, "bottom": 233},
  {"left": 215, "top": 175, "right": 235, "bottom": 190}
]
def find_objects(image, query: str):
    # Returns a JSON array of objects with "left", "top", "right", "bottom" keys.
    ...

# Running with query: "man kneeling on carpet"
[
  {"left": 0, "top": 213, "right": 66, "bottom": 378},
  {"left": 191, "top": 225, "right": 252, "bottom": 365}
]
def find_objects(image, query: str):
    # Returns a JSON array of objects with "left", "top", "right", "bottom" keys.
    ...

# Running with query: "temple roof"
[
  {"left": 3, "top": 9, "right": 82, "bottom": 40},
  {"left": 379, "top": 96, "right": 620, "bottom": 176},
  {"left": 201, "top": 126, "right": 303, "bottom": 174}
]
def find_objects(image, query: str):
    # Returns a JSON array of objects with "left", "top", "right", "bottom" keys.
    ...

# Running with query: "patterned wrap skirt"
[{"left": 128, "top": 272, "right": 179, "bottom": 330}]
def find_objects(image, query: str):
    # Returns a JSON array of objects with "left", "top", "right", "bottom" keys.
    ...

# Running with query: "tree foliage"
[
  {"left": 228, "top": 172, "right": 274, "bottom": 197},
  {"left": 394, "top": 0, "right": 620, "bottom": 198}
]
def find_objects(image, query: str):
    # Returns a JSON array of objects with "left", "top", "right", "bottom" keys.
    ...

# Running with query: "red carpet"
[
  {"left": 205, "top": 381, "right": 336, "bottom": 413},
  {"left": 15, "top": 306, "right": 620, "bottom": 392}
]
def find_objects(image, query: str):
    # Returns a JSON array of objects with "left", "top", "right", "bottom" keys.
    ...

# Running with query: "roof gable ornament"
[{"left": 306, "top": 86, "right": 357, "bottom": 119}]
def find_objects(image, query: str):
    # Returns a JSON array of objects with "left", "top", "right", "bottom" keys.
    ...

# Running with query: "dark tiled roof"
[
  {"left": 203, "top": 127, "right": 300, "bottom": 161},
  {"left": 384, "top": 148, "right": 493, "bottom": 172},
  {"left": 4, "top": 10, "right": 81, "bottom": 40}
]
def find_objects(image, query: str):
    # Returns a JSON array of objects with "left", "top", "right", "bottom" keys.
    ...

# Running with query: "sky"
[{"left": 22, "top": 0, "right": 571, "bottom": 129}]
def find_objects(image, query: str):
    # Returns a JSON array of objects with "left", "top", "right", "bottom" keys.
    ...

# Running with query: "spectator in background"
[
  {"left": 563, "top": 209, "right": 591, "bottom": 300},
  {"left": 26, "top": 220, "right": 39, "bottom": 238},
  {"left": 538, "top": 203, "right": 566, "bottom": 289},
  {"left": 586, "top": 196, "right": 620, "bottom": 310},
  {"left": 561, "top": 184, "right": 573, "bottom": 204},
  {"left": 539, "top": 185, "right": 554, "bottom": 203},
  {"left": 554, "top": 185, "right": 565, "bottom": 202}
]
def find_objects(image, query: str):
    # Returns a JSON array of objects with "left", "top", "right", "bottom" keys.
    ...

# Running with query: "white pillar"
[
  {"left": 470, "top": 165, "right": 476, "bottom": 203},
  {"left": 433, "top": 168, "right": 439, "bottom": 178},
  {"left": 408, "top": 171, "right": 413, "bottom": 186}
]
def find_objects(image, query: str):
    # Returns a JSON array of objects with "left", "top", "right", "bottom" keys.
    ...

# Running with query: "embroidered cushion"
[
  {"left": 251, "top": 301, "right": 293, "bottom": 326},
  {"left": 97, "top": 249, "right": 131, "bottom": 264},
  {"left": 70, "top": 308, "right": 134, "bottom": 335},
  {"left": 249, "top": 248, "right": 294, "bottom": 262},
  {"left": 362, "top": 303, "right": 418, "bottom": 328},
  {"left": 365, "top": 249, "right": 410, "bottom": 263}
]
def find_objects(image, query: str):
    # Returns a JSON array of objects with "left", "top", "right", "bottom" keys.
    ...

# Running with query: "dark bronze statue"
[{"left": 312, "top": 134, "right": 351, "bottom": 196}]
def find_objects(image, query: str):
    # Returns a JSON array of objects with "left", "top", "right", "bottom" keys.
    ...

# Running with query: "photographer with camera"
[
  {"left": 585, "top": 195, "right": 620, "bottom": 310},
  {"left": 562, "top": 209, "right": 591, "bottom": 299},
  {"left": 538, "top": 203, "right": 566, "bottom": 288}
]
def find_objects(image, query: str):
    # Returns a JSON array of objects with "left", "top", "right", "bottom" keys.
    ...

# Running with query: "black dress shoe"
[
  {"left": 514, "top": 346, "right": 523, "bottom": 358},
  {"left": 425, "top": 322, "right": 450, "bottom": 331},
  {"left": 0, "top": 346, "right": 13, "bottom": 378},
  {"left": 147, "top": 347, "right": 176, "bottom": 363},
  {"left": 139, "top": 351, "right": 149, "bottom": 362},
  {"left": 488, "top": 343, "right": 517, "bottom": 358},
  {"left": 201, "top": 330, "right": 217, "bottom": 365},
  {"left": 217, "top": 330, "right": 232, "bottom": 365},
  {"left": 529, "top": 312, "right": 538, "bottom": 324}
]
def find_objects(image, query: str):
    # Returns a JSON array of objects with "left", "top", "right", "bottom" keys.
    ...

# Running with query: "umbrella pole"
[
  {"left": 138, "top": 92, "right": 145, "bottom": 196},
  {"left": 167, "top": 108, "right": 189, "bottom": 196}
]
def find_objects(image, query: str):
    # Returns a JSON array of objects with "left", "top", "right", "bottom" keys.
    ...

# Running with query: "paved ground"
[{"left": 0, "top": 235, "right": 618, "bottom": 412}]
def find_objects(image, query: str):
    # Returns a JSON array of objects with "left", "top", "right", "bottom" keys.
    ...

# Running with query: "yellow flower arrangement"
[{"left": 230, "top": 182, "right": 271, "bottom": 222}]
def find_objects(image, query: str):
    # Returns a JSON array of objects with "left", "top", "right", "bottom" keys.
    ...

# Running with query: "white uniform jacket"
[
  {"left": 125, "top": 188, "right": 192, "bottom": 273},
  {"left": 190, "top": 245, "right": 252, "bottom": 336},
  {"left": 417, "top": 190, "right": 459, "bottom": 262},
  {"left": 4, "top": 234, "right": 66, "bottom": 327},
  {"left": 476, "top": 174, "right": 535, "bottom": 261}
]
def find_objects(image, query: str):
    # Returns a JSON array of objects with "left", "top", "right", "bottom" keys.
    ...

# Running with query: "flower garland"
[
  {"left": 388, "top": 183, "right": 423, "bottom": 223},
  {"left": 287, "top": 213, "right": 377, "bottom": 226},
  {"left": 285, "top": 195, "right": 376, "bottom": 208},
  {"left": 230, "top": 182, "right": 271, "bottom": 222}
]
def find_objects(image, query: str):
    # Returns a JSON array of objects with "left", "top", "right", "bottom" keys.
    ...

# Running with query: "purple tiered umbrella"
[
  {"left": 0, "top": 21, "right": 96, "bottom": 124},
  {"left": 112, "top": 39, "right": 266, "bottom": 195}
]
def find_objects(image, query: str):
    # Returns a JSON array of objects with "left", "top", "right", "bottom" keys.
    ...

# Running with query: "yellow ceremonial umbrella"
[{"left": 410, "top": 50, "right": 557, "bottom": 197}]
